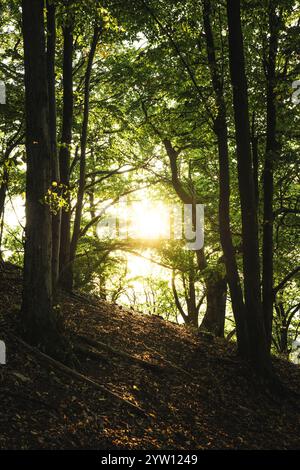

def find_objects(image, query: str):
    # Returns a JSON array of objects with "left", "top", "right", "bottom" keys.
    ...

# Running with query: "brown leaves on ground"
[{"left": 0, "top": 263, "right": 299, "bottom": 449}]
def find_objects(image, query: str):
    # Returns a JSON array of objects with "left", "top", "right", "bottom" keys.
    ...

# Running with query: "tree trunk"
[
  {"left": 195, "top": 249, "right": 226, "bottom": 337},
  {"left": 0, "top": 167, "right": 8, "bottom": 225},
  {"left": 171, "top": 269, "right": 200, "bottom": 328},
  {"left": 200, "top": 274, "right": 227, "bottom": 337},
  {"left": 226, "top": 0, "right": 272, "bottom": 375},
  {"left": 46, "top": 0, "right": 60, "bottom": 290},
  {"left": 58, "top": 18, "right": 74, "bottom": 291},
  {"left": 69, "top": 26, "right": 100, "bottom": 288},
  {"left": 251, "top": 114, "right": 259, "bottom": 209},
  {"left": 0, "top": 168, "right": 8, "bottom": 259},
  {"left": 87, "top": 149, "right": 97, "bottom": 237},
  {"left": 202, "top": 0, "right": 247, "bottom": 353},
  {"left": 186, "top": 269, "right": 199, "bottom": 328},
  {"left": 263, "top": 2, "right": 279, "bottom": 351},
  {"left": 280, "top": 324, "right": 288, "bottom": 356},
  {"left": 21, "top": 0, "right": 61, "bottom": 355}
]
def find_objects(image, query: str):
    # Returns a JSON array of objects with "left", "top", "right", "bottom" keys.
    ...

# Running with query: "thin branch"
[
  {"left": 171, "top": 270, "right": 187, "bottom": 321},
  {"left": 273, "top": 266, "right": 300, "bottom": 295}
]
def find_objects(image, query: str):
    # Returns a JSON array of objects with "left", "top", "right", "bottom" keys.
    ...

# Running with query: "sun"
[{"left": 129, "top": 202, "right": 170, "bottom": 240}]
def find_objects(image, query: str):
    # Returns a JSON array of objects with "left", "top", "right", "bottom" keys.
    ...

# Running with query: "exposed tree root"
[
  {"left": 9, "top": 333, "right": 149, "bottom": 418},
  {"left": 78, "top": 333, "right": 168, "bottom": 373},
  {"left": 142, "top": 343, "right": 195, "bottom": 380},
  {"left": 74, "top": 343, "right": 110, "bottom": 364}
]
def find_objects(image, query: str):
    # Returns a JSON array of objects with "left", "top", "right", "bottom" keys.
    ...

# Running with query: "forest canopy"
[{"left": 0, "top": 0, "right": 299, "bottom": 372}]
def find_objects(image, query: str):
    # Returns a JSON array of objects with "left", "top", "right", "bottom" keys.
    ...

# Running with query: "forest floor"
[{"left": 0, "top": 262, "right": 299, "bottom": 450}]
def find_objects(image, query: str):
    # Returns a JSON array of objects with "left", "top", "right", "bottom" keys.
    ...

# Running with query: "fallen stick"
[{"left": 9, "top": 333, "right": 149, "bottom": 418}]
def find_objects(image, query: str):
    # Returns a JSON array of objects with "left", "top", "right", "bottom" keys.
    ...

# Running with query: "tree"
[
  {"left": 21, "top": 0, "right": 62, "bottom": 355},
  {"left": 163, "top": 139, "right": 227, "bottom": 336},
  {"left": 46, "top": 0, "right": 60, "bottom": 288},
  {"left": 172, "top": 267, "right": 206, "bottom": 329},
  {"left": 58, "top": 2, "right": 74, "bottom": 291},
  {"left": 1, "top": 0, "right": 298, "bottom": 370},
  {"left": 226, "top": 0, "right": 272, "bottom": 375},
  {"left": 202, "top": 0, "right": 247, "bottom": 353},
  {"left": 69, "top": 25, "right": 101, "bottom": 289},
  {"left": 262, "top": 1, "right": 280, "bottom": 350}
]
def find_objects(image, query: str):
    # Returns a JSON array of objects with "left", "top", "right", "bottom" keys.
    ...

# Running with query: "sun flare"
[{"left": 128, "top": 202, "right": 170, "bottom": 240}]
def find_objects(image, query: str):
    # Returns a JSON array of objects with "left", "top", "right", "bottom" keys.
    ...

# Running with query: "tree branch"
[{"left": 273, "top": 266, "right": 300, "bottom": 295}]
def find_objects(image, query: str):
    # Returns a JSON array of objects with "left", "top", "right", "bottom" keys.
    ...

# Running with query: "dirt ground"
[{"left": 0, "top": 263, "right": 299, "bottom": 449}]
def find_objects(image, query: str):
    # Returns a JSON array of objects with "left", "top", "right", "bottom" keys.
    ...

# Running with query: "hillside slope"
[{"left": 0, "top": 263, "right": 299, "bottom": 450}]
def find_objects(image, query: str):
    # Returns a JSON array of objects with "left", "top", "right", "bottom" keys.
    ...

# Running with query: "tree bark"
[
  {"left": 263, "top": 2, "right": 279, "bottom": 351},
  {"left": 21, "top": 0, "right": 61, "bottom": 355},
  {"left": 0, "top": 167, "right": 8, "bottom": 259},
  {"left": 186, "top": 267, "right": 199, "bottom": 328},
  {"left": 46, "top": 0, "right": 60, "bottom": 290},
  {"left": 226, "top": 0, "right": 272, "bottom": 375},
  {"left": 69, "top": 26, "right": 100, "bottom": 288},
  {"left": 172, "top": 266, "right": 201, "bottom": 328},
  {"left": 58, "top": 16, "right": 74, "bottom": 291},
  {"left": 251, "top": 114, "right": 259, "bottom": 209},
  {"left": 202, "top": 0, "right": 247, "bottom": 352},
  {"left": 0, "top": 167, "right": 8, "bottom": 227},
  {"left": 200, "top": 274, "right": 227, "bottom": 337}
]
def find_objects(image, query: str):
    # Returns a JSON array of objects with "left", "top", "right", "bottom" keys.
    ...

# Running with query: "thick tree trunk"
[
  {"left": 46, "top": 0, "right": 60, "bottom": 290},
  {"left": 200, "top": 274, "right": 227, "bottom": 337},
  {"left": 226, "top": 0, "right": 272, "bottom": 375},
  {"left": 202, "top": 0, "right": 247, "bottom": 353},
  {"left": 58, "top": 20, "right": 74, "bottom": 291},
  {"left": 69, "top": 27, "right": 100, "bottom": 288},
  {"left": 21, "top": 0, "right": 61, "bottom": 355},
  {"left": 263, "top": 2, "right": 279, "bottom": 351},
  {"left": 185, "top": 311, "right": 199, "bottom": 329},
  {"left": 196, "top": 249, "right": 226, "bottom": 337}
]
